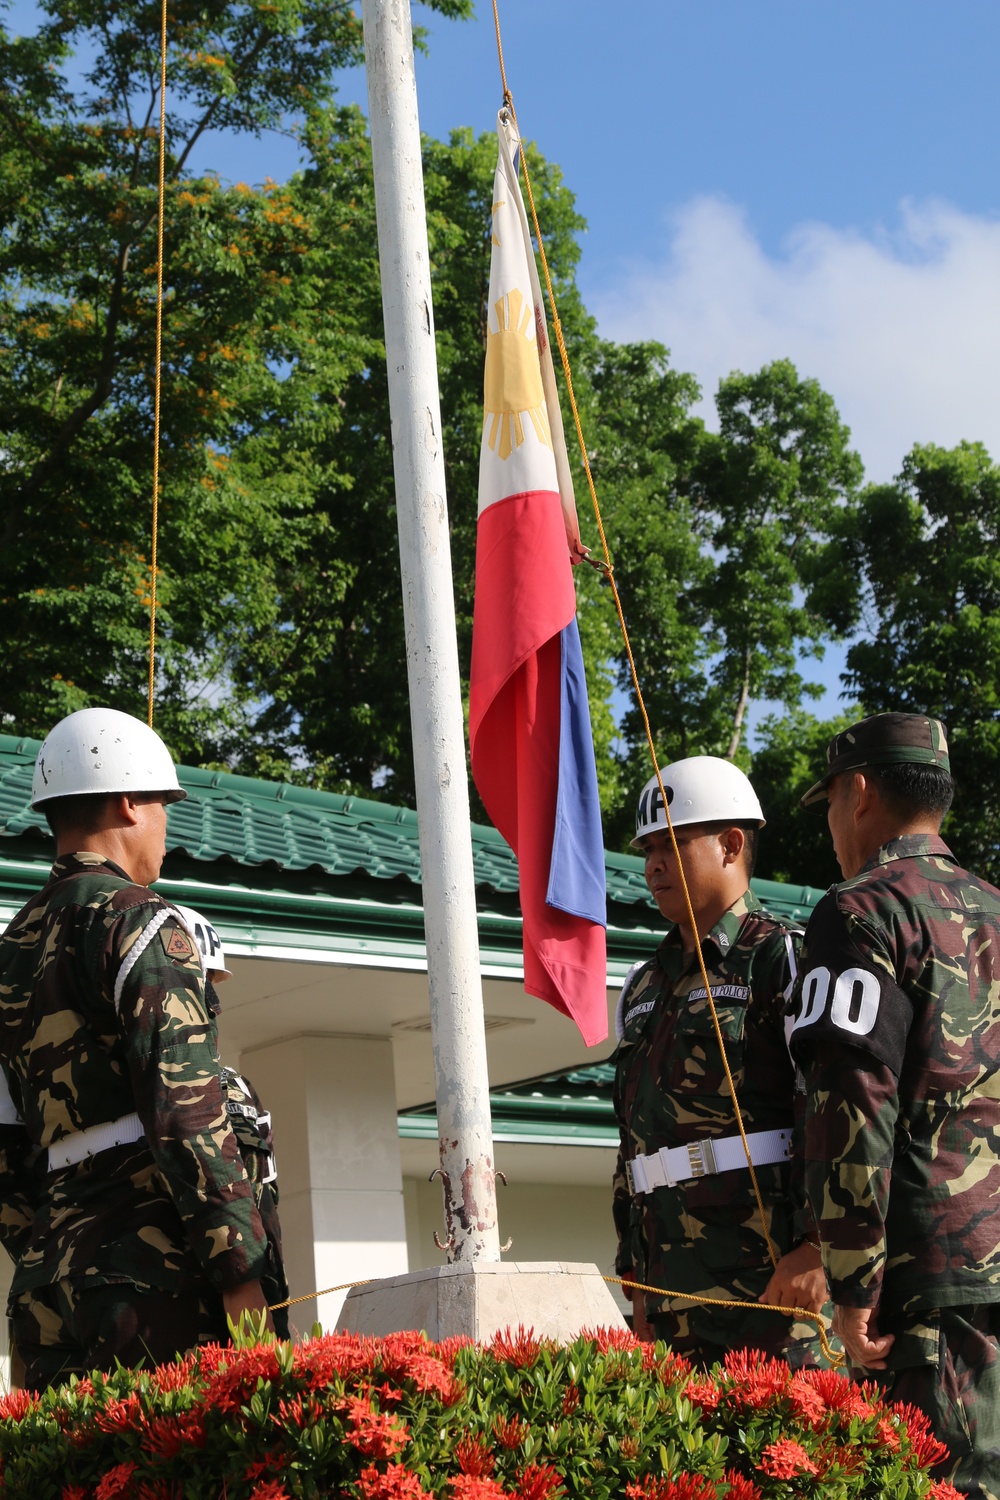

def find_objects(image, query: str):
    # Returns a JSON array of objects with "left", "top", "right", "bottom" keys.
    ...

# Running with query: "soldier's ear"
[
  {"left": 721, "top": 826, "right": 745, "bottom": 865},
  {"left": 117, "top": 794, "right": 142, "bottom": 827},
  {"left": 853, "top": 772, "right": 877, "bottom": 818}
]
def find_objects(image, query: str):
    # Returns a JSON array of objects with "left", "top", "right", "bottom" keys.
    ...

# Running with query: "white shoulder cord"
[
  {"left": 782, "top": 928, "right": 803, "bottom": 1059},
  {"left": 113, "top": 907, "right": 172, "bottom": 1014}
]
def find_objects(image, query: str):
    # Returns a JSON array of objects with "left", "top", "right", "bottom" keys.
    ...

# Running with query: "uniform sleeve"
[
  {"left": 787, "top": 897, "right": 908, "bottom": 1308},
  {"left": 111, "top": 910, "right": 268, "bottom": 1291},
  {"left": 0, "top": 1066, "right": 40, "bottom": 1265},
  {"left": 611, "top": 1044, "right": 636, "bottom": 1279}
]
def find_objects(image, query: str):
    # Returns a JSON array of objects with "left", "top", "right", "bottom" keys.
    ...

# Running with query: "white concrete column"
[{"left": 240, "top": 1034, "right": 408, "bottom": 1333}]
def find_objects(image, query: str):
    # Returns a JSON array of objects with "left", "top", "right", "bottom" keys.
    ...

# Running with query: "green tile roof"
[
  {"left": 399, "top": 1062, "right": 620, "bottom": 1146},
  {"left": 0, "top": 734, "right": 657, "bottom": 907},
  {"left": 0, "top": 733, "right": 824, "bottom": 938}
]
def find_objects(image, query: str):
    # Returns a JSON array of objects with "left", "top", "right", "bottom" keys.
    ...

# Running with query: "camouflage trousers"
[
  {"left": 865, "top": 1304, "right": 1000, "bottom": 1500},
  {"left": 10, "top": 1280, "right": 230, "bottom": 1393},
  {"left": 649, "top": 1295, "right": 827, "bottom": 1372}
]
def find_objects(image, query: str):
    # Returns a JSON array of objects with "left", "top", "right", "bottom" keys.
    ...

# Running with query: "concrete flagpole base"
[{"left": 335, "top": 1262, "right": 628, "bottom": 1344}]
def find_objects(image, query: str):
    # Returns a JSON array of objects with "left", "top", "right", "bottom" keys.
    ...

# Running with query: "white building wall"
[{"left": 240, "top": 1035, "right": 409, "bottom": 1334}]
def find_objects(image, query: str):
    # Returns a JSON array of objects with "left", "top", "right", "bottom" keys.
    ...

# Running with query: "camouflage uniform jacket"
[
  {"left": 0, "top": 853, "right": 269, "bottom": 1297},
  {"left": 612, "top": 891, "right": 808, "bottom": 1316},
  {"left": 219, "top": 1063, "right": 290, "bottom": 1333},
  {"left": 786, "top": 834, "right": 1000, "bottom": 1317}
]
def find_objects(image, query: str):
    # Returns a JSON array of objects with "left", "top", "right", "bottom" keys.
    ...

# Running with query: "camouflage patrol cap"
[{"left": 800, "top": 712, "right": 950, "bottom": 809}]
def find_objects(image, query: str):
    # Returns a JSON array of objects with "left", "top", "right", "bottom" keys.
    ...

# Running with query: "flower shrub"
[{"left": 0, "top": 1326, "right": 962, "bottom": 1500}]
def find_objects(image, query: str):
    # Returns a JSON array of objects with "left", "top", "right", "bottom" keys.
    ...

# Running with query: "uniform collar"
[
  {"left": 659, "top": 888, "right": 759, "bottom": 961},
  {"left": 50, "top": 851, "right": 136, "bottom": 885},
  {"left": 860, "top": 833, "right": 955, "bottom": 875}
]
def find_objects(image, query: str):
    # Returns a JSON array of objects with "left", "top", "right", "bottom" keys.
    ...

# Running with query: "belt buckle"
[
  {"left": 686, "top": 1138, "right": 718, "bottom": 1178},
  {"left": 655, "top": 1147, "right": 677, "bottom": 1189}
]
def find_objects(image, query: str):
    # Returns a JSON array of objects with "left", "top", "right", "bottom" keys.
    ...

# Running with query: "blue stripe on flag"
[{"left": 546, "top": 617, "right": 607, "bottom": 927}]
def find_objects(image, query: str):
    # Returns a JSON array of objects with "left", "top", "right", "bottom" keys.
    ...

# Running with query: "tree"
[
  {"left": 749, "top": 707, "right": 859, "bottom": 889},
  {"left": 228, "top": 123, "right": 626, "bottom": 808},
  {"left": 843, "top": 441, "right": 1000, "bottom": 883},
  {"left": 597, "top": 359, "right": 863, "bottom": 848},
  {"left": 0, "top": 0, "right": 467, "bottom": 760}
]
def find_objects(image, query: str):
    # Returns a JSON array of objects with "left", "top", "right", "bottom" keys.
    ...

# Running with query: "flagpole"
[{"left": 361, "top": 0, "right": 501, "bottom": 1263}]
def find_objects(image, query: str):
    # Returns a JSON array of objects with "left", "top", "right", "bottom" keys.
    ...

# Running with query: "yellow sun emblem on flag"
[{"left": 483, "top": 286, "right": 553, "bottom": 460}]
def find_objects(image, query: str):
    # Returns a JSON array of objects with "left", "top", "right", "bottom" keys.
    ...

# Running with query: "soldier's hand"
[
  {"left": 832, "top": 1304, "right": 893, "bottom": 1369},
  {"left": 758, "top": 1241, "right": 828, "bottom": 1314},
  {"left": 223, "top": 1278, "right": 275, "bottom": 1335}
]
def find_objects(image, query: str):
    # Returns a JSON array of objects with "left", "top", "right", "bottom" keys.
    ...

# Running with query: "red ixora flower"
[
  {"left": 758, "top": 1440, "right": 819, "bottom": 1479},
  {"left": 492, "top": 1413, "right": 529, "bottom": 1449},
  {"left": 342, "top": 1395, "right": 410, "bottom": 1459},
  {"left": 516, "top": 1463, "right": 565, "bottom": 1500},
  {"left": 144, "top": 1410, "right": 207, "bottom": 1458},
  {"left": 249, "top": 1483, "right": 292, "bottom": 1500},
  {"left": 579, "top": 1325, "right": 641, "bottom": 1355},
  {"left": 722, "top": 1350, "right": 789, "bottom": 1411},
  {"left": 455, "top": 1436, "right": 496, "bottom": 1477},
  {"left": 447, "top": 1474, "right": 508, "bottom": 1500},
  {"left": 797, "top": 1366, "right": 872, "bottom": 1420},
  {"left": 61, "top": 1488, "right": 87, "bottom": 1500},
  {"left": 683, "top": 1377, "right": 721, "bottom": 1412},
  {"left": 358, "top": 1463, "right": 431, "bottom": 1500},
  {"left": 721, "top": 1472, "right": 761, "bottom": 1500},
  {"left": 401, "top": 1353, "right": 462, "bottom": 1405},
  {"left": 0, "top": 1389, "right": 35, "bottom": 1422},
  {"left": 95, "top": 1461, "right": 138, "bottom": 1500},
  {"left": 891, "top": 1402, "right": 951, "bottom": 1469},
  {"left": 489, "top": 1326, "right": 544, "bottom": 1368},
  {"left": 786, "top": 1374, "right": 828, "bottom": 1427},
  {"left": 625, "top": 1476, "right": 718, "bottom": 1500},
  {"left": 928, "top": 1483, "right": 965, "bottom": 1500}
]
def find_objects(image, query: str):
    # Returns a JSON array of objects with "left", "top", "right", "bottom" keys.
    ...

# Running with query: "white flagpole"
[{"left": 361, "top": 0, "right": 500, "bottom": 1263}]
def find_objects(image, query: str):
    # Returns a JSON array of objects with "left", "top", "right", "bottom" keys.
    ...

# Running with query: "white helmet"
[
  {"left": 172, "top": 904, "right": 232, "bottom": 980},
  {"left": 31, "top": 708, "right": 186, "bottom": 810},
  {"left": 631, "top": 756, "right": 765, "bottom": 847}
]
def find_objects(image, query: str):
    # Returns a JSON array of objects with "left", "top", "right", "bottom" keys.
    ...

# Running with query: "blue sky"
[{"left": 151, "top": 0, "right": 1000, "bottom": 486}]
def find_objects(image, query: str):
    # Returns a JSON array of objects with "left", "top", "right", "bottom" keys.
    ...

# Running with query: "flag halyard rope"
[
  {"left": 148, "top": 0, "right": 169, "bottom": 726},
  {"left": 488, "top": 0, "right": 784, "bottom": 1277},
  {"left": 268, "top": 1272, "right": 842, "bottom": 1366}
]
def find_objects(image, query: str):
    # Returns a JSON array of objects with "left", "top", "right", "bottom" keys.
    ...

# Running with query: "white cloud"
[{"left": 591, "top": 197, "right": 1000, "bottom": 483}]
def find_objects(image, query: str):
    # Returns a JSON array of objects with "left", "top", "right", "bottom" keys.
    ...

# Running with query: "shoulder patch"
[{"left": 161, "top": 924, "right": 197, "bottom": 963}]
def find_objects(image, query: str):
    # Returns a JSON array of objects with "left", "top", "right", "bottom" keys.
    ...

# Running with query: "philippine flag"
[{"left": 469, "top": 112, "right": 608, "bottom": 1048}]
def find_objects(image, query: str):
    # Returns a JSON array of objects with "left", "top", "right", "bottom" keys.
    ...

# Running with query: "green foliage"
[
  {"left": 600, "top": 359, "right": 863, "bottom": 852},
  {"left": 841, "top": 441, "right": 1000, "bottom": 883},
  {"left": 749, "top": 709, "right": 860, "bottom": 888},
  {"left": 0, "top": 1326, "right": 955, "bottom": 1500},
  {"left": 0, "top": 0, "right": 462, "bottom": 768}
]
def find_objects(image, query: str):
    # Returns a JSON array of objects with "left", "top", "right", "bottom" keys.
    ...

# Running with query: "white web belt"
[
  {"left": 627, "top": 1127, "right": 792, "bottom": 1195},
  {"left": 48, "top": 1112, "right": 145, "bottom": 1172}
]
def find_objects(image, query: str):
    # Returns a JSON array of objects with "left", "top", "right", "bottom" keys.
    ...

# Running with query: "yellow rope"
[
  {"left": 267, "top": 1273, "right": 842, "bottom": 1367},
  {"left": 147, "top": 0, "right": 168, "bottom": 727},
  {"left": 489, "top": 3, "right": 780, "bottom": 1272},
  {"left": 610, "top": 1277, "right": 843, "bottom": 1368}
]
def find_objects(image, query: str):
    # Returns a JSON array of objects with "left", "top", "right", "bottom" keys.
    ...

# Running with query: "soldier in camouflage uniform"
[
  {"left": 174, "top": 905, "right": 291, "bottom": 1340},
  {"left": 0, "top": 708, "right": 271, "bottom": 1390},
  {"left": 613, "top": 756, "right": 829, "bottom": 1369},
  {"left": 788, "top": 712, "right": 1000, "bottom": 1500}
]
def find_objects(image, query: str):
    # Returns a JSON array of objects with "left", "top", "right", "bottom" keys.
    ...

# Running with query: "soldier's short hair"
[
  {"left": 699, "top": 821, "right": 760, "bottom": 877},
  {"left": 866, "top": 763, "right": 955, "bottom": 822},
  {"left": 43, "top": 792, "right": 117, "bottom": 837}
]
